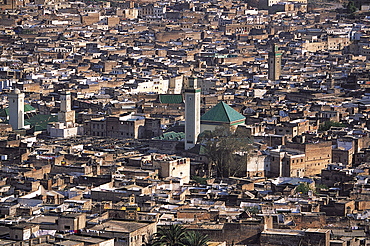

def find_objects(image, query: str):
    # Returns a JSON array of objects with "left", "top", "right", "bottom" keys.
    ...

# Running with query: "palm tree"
[
  {"left": 183, "top": 231, "right": 209, "bottom": 246},
  {"left": 153, "top": 224, "right": 187, "bottom": 246}
]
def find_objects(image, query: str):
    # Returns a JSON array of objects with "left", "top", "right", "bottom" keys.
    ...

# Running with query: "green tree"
[
  {"left": 199, "top": 126, "right": 252, "bottom": 178},
  {"left": 191, "top": 176, "right": 208, "bottom": 185},
  {"left": 345, "top": 0, "right": 357, "bottom": 13},
  {"left": 318, "top": 121, "right": 345, "bottom": 131},
  {"left": 296, "top": 182, "right": 311, "bottom": 195},
  {"left": 315, "top": 184, "right": 328, "bottom": 190},
  {"left": 244, "top": 206, "right": 259, "bottom": 215},
  {"left": 183, "top": 231, "right": 209, "bottom": 246},
  {"left": 153, "top": 224, "right": 187, "bottom": 246}
]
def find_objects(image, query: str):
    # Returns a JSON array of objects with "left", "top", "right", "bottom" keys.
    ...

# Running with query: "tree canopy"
[
  {"left": 295, "top": 182, "right": 311, "bottom": 195},
  {"left": 151, "top": 225, "right": 209, "bottom": 246},
  {"left": 345, "top": 0, "right": 357, "bottom": 13},
  {"left": 182, "top": 231, "right": 210, "bottom": 246},
  {"left": 318, "top": 121, "right": 346, "bottom": 131},
  {"left": 199, "top": 126, "right": 252, "bottom": 178},
  {"left": 153, "top": 224, "right": 187, "bottom": 246}
]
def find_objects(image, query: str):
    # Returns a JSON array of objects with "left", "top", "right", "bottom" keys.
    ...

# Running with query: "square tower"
[
  {"left": 8, "top": 89, "right": 24, "bottom": 130},
  {"left": 185, "top": 77, "right": 201, "bottom": 150},
  {"left": 268, "top": 44, "right": 282, "bottom": 81},
  {"left": 58, "top": 91, "right": 75, "bottom": 126}
]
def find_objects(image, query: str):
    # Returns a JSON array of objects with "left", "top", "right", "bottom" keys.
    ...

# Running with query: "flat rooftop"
[
  {"left": 262, "top": 229, "right": 304, "bottom": 236},
  {"left": 64, "top": 235, "right": 113, "bottom": 244},
  {"left": 89, "top": 220, "right": 151, "bottom": 233},
  {"left": 29, "top": 215, "right": 58, "bottom": 225},
  {"left": 0, "top": 239, "right": 16, "bottom": 246}
]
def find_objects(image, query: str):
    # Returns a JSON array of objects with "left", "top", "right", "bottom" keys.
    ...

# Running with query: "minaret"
[
  {"left": 8, "top": 88, "right": 24, "bottom": 130},
  {"left": 58, "top": 91, "right": 75, "bottom": 127},
  {"left": 48, "top": 90, "right": 79, "bottom": 138},
  {"left": 326, "top": 73, "right": 335, "bottom": 89},
  {"left": 185, "top": 77, "right": 201, "bottom": 150},
  {"left": 268, "top": 44, "right": 282, "bottom": 81}
]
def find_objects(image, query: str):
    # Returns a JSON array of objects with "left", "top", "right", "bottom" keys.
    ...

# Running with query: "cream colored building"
[
  {"left": 302, "top": 41, "right": 327, "bottom": 52},
  {"left": 48, "top": 91, "right": 82, "bottom": 138},
  {"left": 153, "top": 155, "right": 191, "bottom": 184},
  {"left": 327, "top": 36, "right": 351, "bottom": 51},
  {"left": 129, "top": 77, "right": 169, "bottom": 94}
]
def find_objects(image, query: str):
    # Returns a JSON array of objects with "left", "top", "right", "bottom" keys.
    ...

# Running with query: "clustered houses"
[{"left": 1, "top": 0, "right": 370, "bottom": 245}]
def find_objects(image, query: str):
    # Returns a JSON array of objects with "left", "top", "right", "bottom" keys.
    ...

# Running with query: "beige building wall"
[
  {"left": 302, "top": 41, "right": 327, "bottom": 52},
  {"left": 327, "top": 36, "right": 351, "bottom": 51},
  {"left": 153, "top": 157, "right": 191, "bottom": 184},
  {"left": 57, "top": 213, "right": 86, "bottom": 231}
]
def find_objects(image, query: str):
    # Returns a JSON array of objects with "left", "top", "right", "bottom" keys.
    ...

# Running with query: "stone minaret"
[
  {"left": 326, "top": 73, "right": 335, "bottom": 89},
  {"left": 8, "top": 88, "right": 24, "bottom": 130},
  {"left": 185, "top": 77, "right": 201, "bottom": 150},
  {"left": 268, "top": 44, "right": 282, "bottom": 81},
  {"left": 58, "top": 91, "right": 75, "bottom": 127}
]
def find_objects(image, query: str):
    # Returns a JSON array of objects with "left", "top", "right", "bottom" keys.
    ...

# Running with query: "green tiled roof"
[
  {"left": 0, "top": 104, "right": 36, "bottom": 117},
  {"left": 201, "top": 102, "right": 245, "bottom": 125},
  {"left": 25, "top": 114, "right": 58, "bottom": 131},
  {"left": 153, "top": 131, "right": 185, "bottom": 141},
  {"left": 24, "top": 104, "right": 36, "bottom": 112},
  {"left": 159, "top": 94, "right": 183, "bottom": 104}
]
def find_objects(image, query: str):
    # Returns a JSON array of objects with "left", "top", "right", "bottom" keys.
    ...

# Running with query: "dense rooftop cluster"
[{"left": 2, "top": 0, "right": 370, "bottom": 245}]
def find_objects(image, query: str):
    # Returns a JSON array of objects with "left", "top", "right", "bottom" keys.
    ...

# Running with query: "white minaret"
[
  {"left": 185, "top": 77, "right": 201, "bottom": 150},
  {"left": 58, "top": 90, "right": 75, "bottom": 127},
  {"left": 48, "top": 90, "right": 79, "bottom": 138},
  {"left": 8, "top": 88, "right": 24, "bottom": 130},
  {"left": 61, "top": 90, "right": 71, "bottom": 112}
]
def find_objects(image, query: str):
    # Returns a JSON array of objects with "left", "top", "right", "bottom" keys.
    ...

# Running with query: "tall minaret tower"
[
  {"left": 268, "top": 44, "right": 282, "bottom": 81},
  {"left": 325, "top": 73, "right": 335, "bottom": 89},
  {"left": 8, "top": 88, "right": 24, "bottom": 130},
  {"left": 185, "top": 77, "right": 201, "bottom": 150},
  {"left": 58, "top": 91, "right": 75, "bottom": 127}
]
